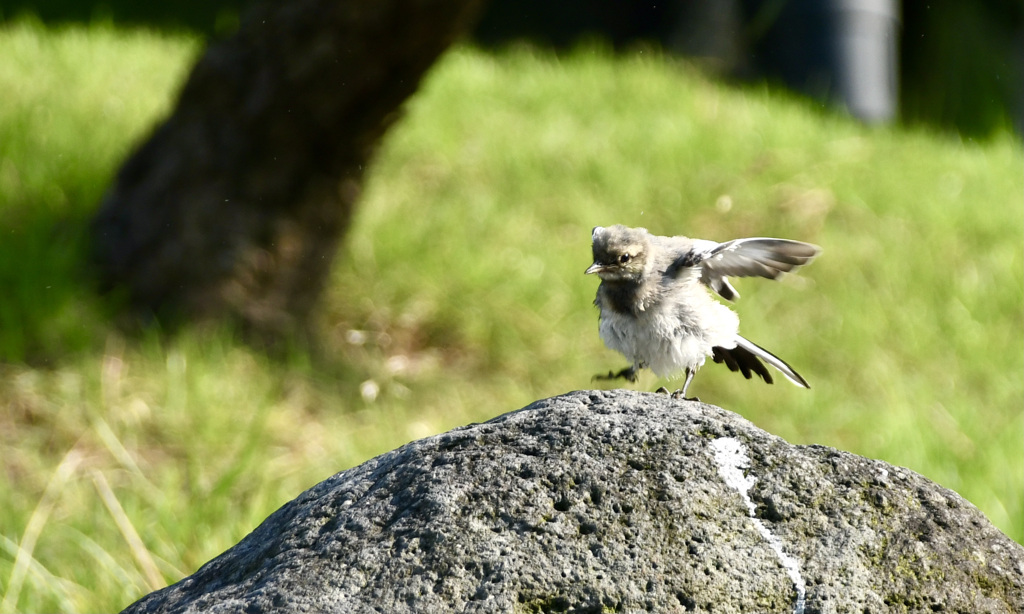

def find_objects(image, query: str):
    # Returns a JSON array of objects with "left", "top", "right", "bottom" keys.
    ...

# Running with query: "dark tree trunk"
[{"left": 92, "top": 0, "right": 483, "bottom": 339}]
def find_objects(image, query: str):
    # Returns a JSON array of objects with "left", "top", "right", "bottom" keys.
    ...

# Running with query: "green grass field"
[{"left": 0, "top": 19, "right": 1021, "bottom": 613}]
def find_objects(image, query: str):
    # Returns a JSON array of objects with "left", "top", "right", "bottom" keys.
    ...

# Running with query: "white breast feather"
[{"left": 599, "top": 285, "right": 739, "bottom": 379}]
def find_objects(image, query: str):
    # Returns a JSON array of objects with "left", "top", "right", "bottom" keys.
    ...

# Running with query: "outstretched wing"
[{"left": 668, "top": 238, "right": 820, "bottom": 301}]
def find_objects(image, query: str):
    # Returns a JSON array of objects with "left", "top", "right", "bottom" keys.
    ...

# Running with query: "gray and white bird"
[{"left": 586, "top": 224, "right": 821, "bottom": 399}]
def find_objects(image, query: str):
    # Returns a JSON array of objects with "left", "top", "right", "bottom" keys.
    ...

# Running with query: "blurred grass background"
[{"left": 0, "top": 18, "right": 1021, "bottom": 613}]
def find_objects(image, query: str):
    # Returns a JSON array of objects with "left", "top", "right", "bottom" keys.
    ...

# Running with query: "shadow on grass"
[
  {"left": 0, "top": 203, "right": 119, "bottom": 366},
  {"left": 0, "top": 200, "right": 363, "bottom": 396}
]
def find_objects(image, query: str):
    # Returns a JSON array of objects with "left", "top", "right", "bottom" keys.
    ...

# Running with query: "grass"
[{"left": 0, "top": 19, "right": 1021, "bottom": 613}]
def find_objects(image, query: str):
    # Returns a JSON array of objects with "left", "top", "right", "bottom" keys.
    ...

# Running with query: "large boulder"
[{"left": 122, "top": 390, "right": 1024, "bottom": 613}]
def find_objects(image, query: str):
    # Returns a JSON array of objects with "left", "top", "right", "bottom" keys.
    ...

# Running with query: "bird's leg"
[
  {"left": 593, "top": 365, "right": 639, "bottom": 383},
  {"left": 670, "top": 367, "right": 700, "bottom": 402}
]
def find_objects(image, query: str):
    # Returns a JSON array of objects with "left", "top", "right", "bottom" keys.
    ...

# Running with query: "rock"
[{"left": 121, "top": 390, "right": 1024, "bottom": 614}]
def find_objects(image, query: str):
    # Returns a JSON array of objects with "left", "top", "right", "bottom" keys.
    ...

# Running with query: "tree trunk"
[{"left": 91, "top": 0, "right": 483, "bottom": 339}]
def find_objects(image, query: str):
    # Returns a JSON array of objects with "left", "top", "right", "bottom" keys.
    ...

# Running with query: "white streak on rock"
[{"left": 711, "top": 437, "right": 806, "bottom": 614}]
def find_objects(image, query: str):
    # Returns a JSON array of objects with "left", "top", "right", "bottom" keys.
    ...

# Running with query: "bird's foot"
[
  {"left": 670, "top": 389, "right": 700, "bottom": 402},
  {"left": 655, "top": 386, "right": 697, "bottom": 401},
  {"left": 593, "top": 366, "right": 639, "bottom": 383}
]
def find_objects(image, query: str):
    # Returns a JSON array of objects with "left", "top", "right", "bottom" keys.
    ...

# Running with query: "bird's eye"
[{"left": 618, "top": 254, "right": 631, "bottom": 264}]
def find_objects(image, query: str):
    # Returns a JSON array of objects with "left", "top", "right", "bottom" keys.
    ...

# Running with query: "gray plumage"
[{"left": 586, "top": 224, "right": 820, "bottom": 398}]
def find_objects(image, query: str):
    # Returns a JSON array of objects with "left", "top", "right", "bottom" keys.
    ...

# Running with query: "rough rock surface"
[{"left": 122, "top": 390, "right": 1024, "bottom": 613}]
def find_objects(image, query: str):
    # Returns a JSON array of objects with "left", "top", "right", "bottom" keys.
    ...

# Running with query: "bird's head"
[{"left": 585, "top": 225, "right": 650, "bottom": 282}]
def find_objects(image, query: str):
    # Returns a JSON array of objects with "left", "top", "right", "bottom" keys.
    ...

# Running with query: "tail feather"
[
  {"left": 713, "top": 336, "right": 810, "bottom": 388},
  {"left": 711, "top": 345, "right": 773, "bottom": 384}
]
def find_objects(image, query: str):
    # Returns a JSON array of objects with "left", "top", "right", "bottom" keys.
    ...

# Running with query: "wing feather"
[{"left": 699, "top": 238, "right": 820, "bottom": 301}]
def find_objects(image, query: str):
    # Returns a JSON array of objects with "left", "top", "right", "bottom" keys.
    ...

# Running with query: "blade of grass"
[
  {"left": 91, "top": 470, "right": 165, "bottom": 592},
  {"left": 1, "top": 446, "right": 82, "bottom": 613},
  {"left": 0, "top": 534, "right": 82, "bottom": 614}
]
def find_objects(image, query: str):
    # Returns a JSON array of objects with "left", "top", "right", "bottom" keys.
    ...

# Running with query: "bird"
[{"left": 585, "top": 224, "right": 821, "bottom": 399}]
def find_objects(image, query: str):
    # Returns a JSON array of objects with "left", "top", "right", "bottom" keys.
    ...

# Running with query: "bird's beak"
[{"left": 585, "top": 262, "right": 604, "bottom": 275}]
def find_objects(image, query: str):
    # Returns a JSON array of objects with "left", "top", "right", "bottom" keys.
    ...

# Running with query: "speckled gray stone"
[{"left": 120, "top": 390, "right": 1024, "bottom": 614}]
